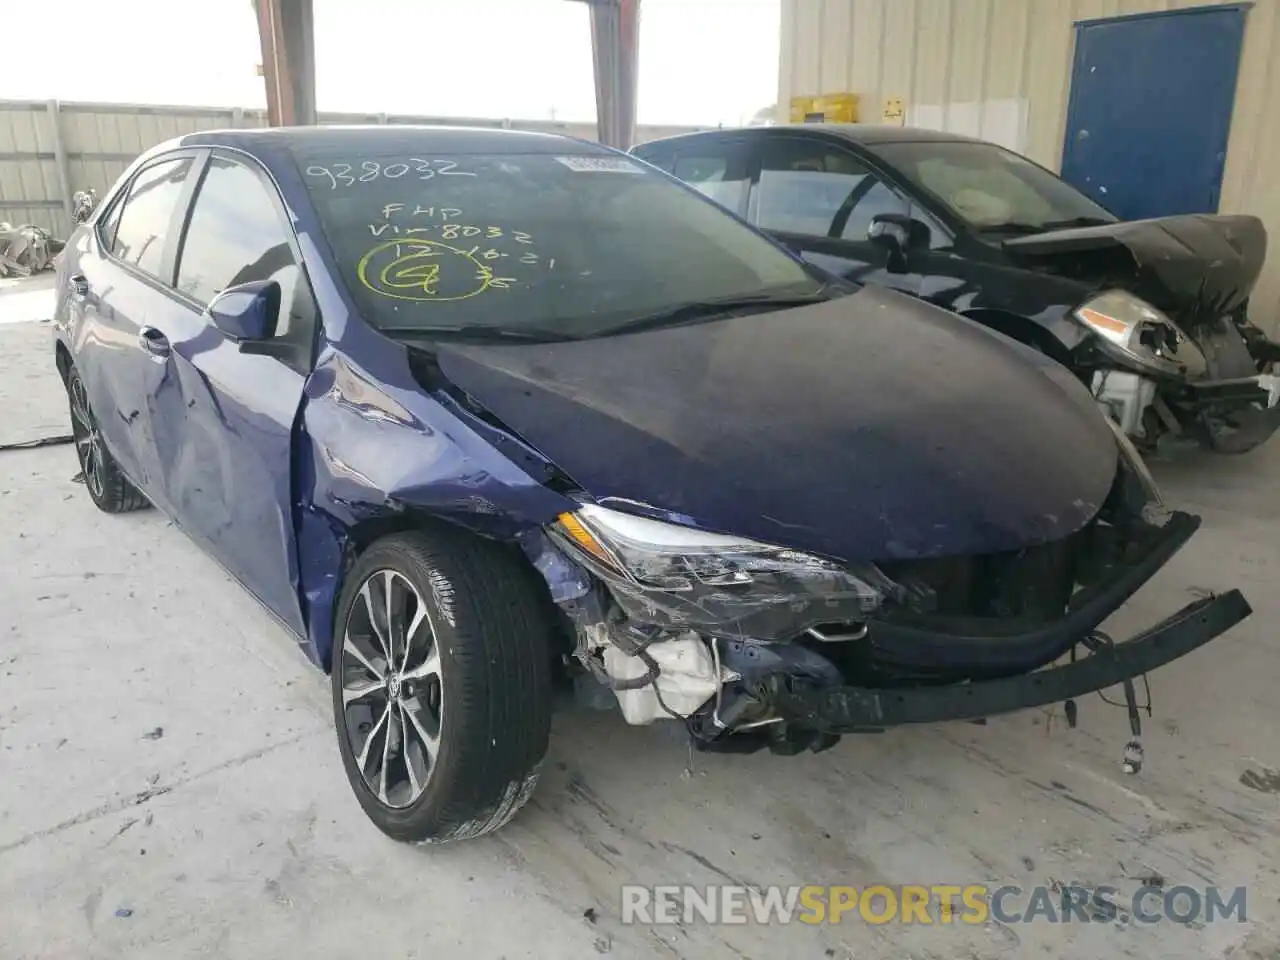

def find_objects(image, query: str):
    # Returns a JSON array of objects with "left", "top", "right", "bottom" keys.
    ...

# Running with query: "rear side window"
[
  {"left": 633, "top": 145, "right": 675, "bottom": 173},
  {"left": 670, "top": 145, "right": 751, "bottom": 214},
  {"left": 111, "top": 156, "right": 193, "bottom": 278},
  {"left": 176, "top": 156, "right": 307, "bottom": 338}
]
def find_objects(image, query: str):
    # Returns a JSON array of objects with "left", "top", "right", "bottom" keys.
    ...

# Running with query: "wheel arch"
[
  {"left": 310, "top": 506, "right": 557, "bottom": 672},
  {"left": 54, "top": 339, "right": 72, "bottom": 384}
]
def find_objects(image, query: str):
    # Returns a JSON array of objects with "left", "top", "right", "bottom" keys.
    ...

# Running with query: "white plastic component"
[
  {"left": 603, "top": 635, "right": 720, "bottom": 725},
  {"left": 1092, "top": 370, "right": 1157, "bottom": 439},
  {"left": 1256, "top": 373, "right": 1280, "bottom": 409}
]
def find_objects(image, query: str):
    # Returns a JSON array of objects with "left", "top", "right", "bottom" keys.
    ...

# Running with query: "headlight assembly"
[
  {"left": 550, "top": 503, "right": 884, "bottom": 613},
  {"left": 1075, "top": 290, "right": 1205, "bottom": 377}
]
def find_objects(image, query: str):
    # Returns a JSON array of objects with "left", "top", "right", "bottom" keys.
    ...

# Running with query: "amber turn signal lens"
[{"left": 557, "top": 512, "right": 617, "bottom": 567}]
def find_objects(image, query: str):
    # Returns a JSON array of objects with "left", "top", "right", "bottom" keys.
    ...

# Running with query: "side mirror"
[
  {"left": 207, "top": 279, "right": 281, "bottom": 343},
  {"left": 868, "top": 213, "right": 930, "bottom": 273}
]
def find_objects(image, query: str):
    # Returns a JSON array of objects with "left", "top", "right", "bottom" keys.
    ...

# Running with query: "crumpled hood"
[
  {"left": 1003, "top": 214, "right": 1267, "bottom": 322},
  {"left": 435, "top": 286, "right": 1118, "bottom": 562}
]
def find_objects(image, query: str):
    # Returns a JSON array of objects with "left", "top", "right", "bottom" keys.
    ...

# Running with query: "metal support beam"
[
  {"left": 45, "top": 100, "right": 75, "bottom": 237},
  {"left": 574, "top": 0, "right": 640, "bottom": 149},
  {"left": 255, "top": 0, "right": 317, "bottom": 126}
]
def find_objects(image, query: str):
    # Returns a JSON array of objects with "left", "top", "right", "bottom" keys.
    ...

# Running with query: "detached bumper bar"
[{"left": 768, "top": 590, "right": 1251, "bottom": 733}]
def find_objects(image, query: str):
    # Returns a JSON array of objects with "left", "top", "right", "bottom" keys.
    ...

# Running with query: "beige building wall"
[{"left": 777, "top": 0, "right": 1280, "bottom": 333}]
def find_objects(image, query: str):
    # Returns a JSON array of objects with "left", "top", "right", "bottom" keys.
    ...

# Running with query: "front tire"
[
  {"left": 331, "top": 527, "right": 554, "bottom": 843},
  {"left": 65, "top": 365, "right": 149, "bottom": 514}
]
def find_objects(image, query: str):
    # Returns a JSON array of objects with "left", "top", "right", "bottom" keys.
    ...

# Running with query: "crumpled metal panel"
[{"left": 0, "top": 223, "right": 60, "bottom": 277}]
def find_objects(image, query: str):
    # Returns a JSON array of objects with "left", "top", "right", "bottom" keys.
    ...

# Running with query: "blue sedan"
[{"left": 52, "top": 126, "right": 1250, "bottom": 843}]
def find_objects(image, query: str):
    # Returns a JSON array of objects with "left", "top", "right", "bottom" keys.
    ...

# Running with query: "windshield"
[
  {"left": 294, "top": 149, "right": 822, "bottom": 340},
  {"left": 874, "top": 140, "right": 1116, "bottom": 232}
]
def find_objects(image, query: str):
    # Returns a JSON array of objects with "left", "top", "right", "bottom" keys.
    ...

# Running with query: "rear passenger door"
[
  {"left": 71, "top": 151, "right": 202, "bottom": 496},
  {"left": 144, "top": 151, "right": 316, "bottom": 637}
]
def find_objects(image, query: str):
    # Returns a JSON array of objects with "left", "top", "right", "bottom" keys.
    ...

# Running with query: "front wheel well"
[
  {"left": 54, "top": 340, "right": 72, "bottom": 384},
  {"left": 324, "top": 509, "right": 570, "bottom": 670}
]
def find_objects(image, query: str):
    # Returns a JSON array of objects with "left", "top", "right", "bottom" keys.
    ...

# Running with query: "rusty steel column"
[
  {"left": 584, "top": 0, "right": 640, "bottom": 149},
  {"left": 255, "top": 0, "right": 317, "bottom": 126}
]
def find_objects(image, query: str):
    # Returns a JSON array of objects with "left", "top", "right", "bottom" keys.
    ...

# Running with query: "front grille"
[{"left": 878, "top": 529, "right": 1085, "bottom": 625}]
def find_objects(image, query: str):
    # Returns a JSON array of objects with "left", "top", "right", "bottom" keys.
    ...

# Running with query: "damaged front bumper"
[
  {"left": 1092, "top": 313, "right": 1280, "bottom": 450},
  {"left": 531, "top": 452, "right": 1252, "bottom": 760},
  {"left": 767, "top": 589, "right": 1250, "bottom": 733}
]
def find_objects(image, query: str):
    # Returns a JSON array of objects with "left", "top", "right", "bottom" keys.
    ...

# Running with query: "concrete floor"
[{"left": 2, "top": 277, "right": 1279, "bottom": 960}]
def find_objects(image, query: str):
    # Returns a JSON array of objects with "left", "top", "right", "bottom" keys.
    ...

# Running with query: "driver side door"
[{"left": 143, "top": 151, "right": 318, "bottom": 637}]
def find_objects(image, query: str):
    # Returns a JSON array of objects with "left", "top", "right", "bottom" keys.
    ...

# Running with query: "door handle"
[
  {"left": 69, "top": 274, "right": 89, "bottom": 301},
  {"left": 138, "top": 325, "right": 171, "bottom": 359}
]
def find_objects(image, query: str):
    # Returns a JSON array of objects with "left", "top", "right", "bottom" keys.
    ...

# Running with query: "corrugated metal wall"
[
  {"left": 778, "top": 0, "right": 1280, "bottom": 332},
  {"left": 0, "top": 100, "right": 702, "bottom": 238}
]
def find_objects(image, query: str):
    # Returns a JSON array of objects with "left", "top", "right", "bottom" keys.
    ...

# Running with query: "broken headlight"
[
  {"left": 1075, "top": 290, "right": 1205, "bottom": 377},
  {"left": 551, "top": 503, "right": 884, "bottom": 612}
]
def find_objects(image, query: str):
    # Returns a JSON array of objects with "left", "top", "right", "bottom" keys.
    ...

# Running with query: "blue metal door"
[{"left": 1060, "top": 6, "right": 1248, "bottom": 220}]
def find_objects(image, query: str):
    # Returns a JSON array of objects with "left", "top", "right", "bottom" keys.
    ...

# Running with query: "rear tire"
[
  {"left": 331, "top": 527, "right": 554, "bottom": 843},
  {"left": 65, "top": 365, "right": 150, "bottom": 514}
]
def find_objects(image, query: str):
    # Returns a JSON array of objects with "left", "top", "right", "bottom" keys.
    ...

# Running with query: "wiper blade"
[
  {"left": 378, "top": 325, "right": 571, "bottom": 344},
  {"left": 594, "top": 291, "right": 832, "bottom": 338},
  {"left": 982, "top": 216, "right": 1114, "bottom": 235},
  {"left": 977, "top": 221, "right": 1050, "bottom": 235},
  {"left": 1039, "top": 216, "right": 1116, "bottom": 230}
]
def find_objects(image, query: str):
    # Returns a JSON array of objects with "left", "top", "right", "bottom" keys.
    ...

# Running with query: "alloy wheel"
[
  {"left": 68, "top": 375, "right": 105, "bottom": 500},
  {"left": 338, "top": 569, "right": 443, "bottom": 809}
]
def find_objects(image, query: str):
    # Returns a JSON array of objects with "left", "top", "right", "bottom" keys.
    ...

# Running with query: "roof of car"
[
  {"left": 169, "top": 124, "right": 610, "bottom": 158},
  {"left": 636, "top": 123, "right": 991, "bottom": 150}
]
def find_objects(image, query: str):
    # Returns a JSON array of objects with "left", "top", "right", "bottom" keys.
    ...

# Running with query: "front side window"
[
  {"left": 176, "top": 156, "right": 305, "bottom": 337},
  {"left": 756, "top": 139, "right": 910, "bottom": 240},
  {"left": 111, "top": 156, "right": 193, "bottom": 278},
  {"left": 295, "top": 149, "right": 819, "bottom": 341},
  {"left": 875, "top": 140, "right": 1116, "bottom": 232}
]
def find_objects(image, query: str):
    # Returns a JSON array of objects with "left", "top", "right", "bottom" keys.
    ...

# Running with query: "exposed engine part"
[
  {"left": 523, "top": 530, "right": 738, "bottom": 724},
  {"left": 1092, "top": 370, "right": 1157, "bottom": 439},
  {"left": 716, "top": 637, "right": 845, "bottom": 689},
  {"left": 682, "top": 637, "right": 849, "bottom": 745},
  {"left": 602, "top": 633, "right": 727, "bottom": 724}
]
